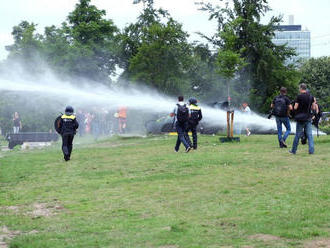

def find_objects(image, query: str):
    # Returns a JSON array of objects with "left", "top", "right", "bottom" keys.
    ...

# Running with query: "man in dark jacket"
[
  {"left": 59, "top": 106, "right": 79, "bottom": 161},
  {"left": 290, "top": 84, "right": 317, "bottom": 155},
  {"left": 271, "top": 87, "right": 292, "bottom": 148},
  {"left": 187, "top": 98, "right": 202, "bottom": 150}
]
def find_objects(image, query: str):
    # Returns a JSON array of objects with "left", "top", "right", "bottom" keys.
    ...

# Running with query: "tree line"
[{"left": 1, "top": 0, "right": 329, "bottom": 115}]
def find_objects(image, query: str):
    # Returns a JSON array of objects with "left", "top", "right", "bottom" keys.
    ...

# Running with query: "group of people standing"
[
  {"left": 170, "top": 96, "right": 203, "bottom": 153},
  {"left": 271, "top": 83, "right": 319, "bottom": 154},
  {"left": 56, "top": 83, "right": 318, "bottom": 161}
]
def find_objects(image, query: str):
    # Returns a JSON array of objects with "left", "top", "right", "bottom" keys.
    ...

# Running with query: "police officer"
[
  {"left": 59, "top": 106, "right": 79, "bottom": 161},
  {"left": 187, "top": 98, "right": 202, "bottom": 150}
]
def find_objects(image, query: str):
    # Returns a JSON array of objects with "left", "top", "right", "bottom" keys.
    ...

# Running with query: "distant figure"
[
  {"left": 290, "top": 84, "right": 317, "bottom": 155},
  {"left": 76, "top": 109, "right": 85, "bottom": 137},
  {"left": 13, "top": 112, "right": 22, "bottom": 133},
  {"left": 117, "top": 106, "right": 127, "bottom": 134},
  {"left": 170, "top": 96, "right": 191, "bottom": 153},
  {"left": 187, "top": 98, "right": 203, "bottom": 150},
  {"left": 271, "top": 87, "right": 292, "bottom": 148},
  {"left": 241, "top": 102, "right": 251, "bottom": 136},
  {"left": 58, "top": 106, "right": 79, "bottom": 161}
]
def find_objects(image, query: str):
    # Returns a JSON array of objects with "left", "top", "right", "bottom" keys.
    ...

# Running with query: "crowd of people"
[{"left": 9, "top": 83, "right": 322, "bottom": 160}]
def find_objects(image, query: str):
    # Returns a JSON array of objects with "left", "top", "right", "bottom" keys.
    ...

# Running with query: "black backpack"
[
  {"left": 176, "top": 104, "right": 189, "bottom": 123},
  {"left": 273, "top": 96, "right": 288, "bottom": 117}
]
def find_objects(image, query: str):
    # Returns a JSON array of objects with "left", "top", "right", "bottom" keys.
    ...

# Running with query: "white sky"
[{"left": 1, "top": 0, "right": 330, "bottom": 60}]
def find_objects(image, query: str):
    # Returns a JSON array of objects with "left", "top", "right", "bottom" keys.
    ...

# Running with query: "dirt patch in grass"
[
  {"left": 249, "top": 234, "right": 282, "bottom": 242},
  {"left": 0, "top": 226, "right": 38, "bottom": 248},
  {"left": 29, "top": 203, "right": 64, "bottom": 218},
  {"left": 0, "top": 226, "right": 21, "bottom": 248},
  {"left": 304, "top": 238, "right": 330, "bottom": 248},
  {"left": 2, "top": 202, "right": 64, "bottom": 218}
]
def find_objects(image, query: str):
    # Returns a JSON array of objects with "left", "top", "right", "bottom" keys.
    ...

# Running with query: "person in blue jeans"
[
  {"left": 290, "top": 84, "right": 317, "bottom": 154},
  {"left": 271, "top": 87, "right": 292, "bottom": 148},
  {"left": 170, "top": 96, "right": 191, "bottom": 153}
]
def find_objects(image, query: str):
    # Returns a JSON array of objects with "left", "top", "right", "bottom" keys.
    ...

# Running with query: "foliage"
[
  {"left": 198, "top": 0, "right": 300, "bottom": 112},
  {"left": 299, "top": 56, "right": 330, "bottom": 111},
  {"left": 5, "top": 21, "right": 44, "bottom": 74},
  {"left": 5, "top": 0, "right": 119, "bottom": 83},
  {"left": 128, "top": 19, "right": 192, "bottom": 95},
  {"left": 186, "top": 44, "right": 227, "bottom": 102}
]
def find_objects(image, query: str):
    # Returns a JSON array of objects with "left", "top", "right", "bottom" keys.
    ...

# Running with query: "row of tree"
[{"left": 1, "top": 0, "right": 329, "bottom": 113}]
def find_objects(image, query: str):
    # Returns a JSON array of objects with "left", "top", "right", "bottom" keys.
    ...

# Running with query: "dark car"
[{"left": 145, "top": 101, "right": 228, "bottom": 134}]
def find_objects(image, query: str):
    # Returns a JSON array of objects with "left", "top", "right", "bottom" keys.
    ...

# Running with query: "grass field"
[{"left": 0, "top": 134, "right": 329, "bottom": 248}]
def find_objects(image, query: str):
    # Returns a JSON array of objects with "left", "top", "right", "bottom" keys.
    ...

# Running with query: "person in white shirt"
[
  {"left": 241, "top": 102, "right": 251, "bottom": 136},
  {"left": 170, "top": 96, "right": 191, "bottom": 153}
]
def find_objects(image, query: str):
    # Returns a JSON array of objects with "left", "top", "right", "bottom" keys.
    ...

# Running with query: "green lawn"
[{"left": 0, "top": 134, "right": 329, "bottom": 248}]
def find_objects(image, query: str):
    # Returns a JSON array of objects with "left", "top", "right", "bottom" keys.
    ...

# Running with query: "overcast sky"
[{"left": 1, "top": 0, "right": 330, "bottom": 60}]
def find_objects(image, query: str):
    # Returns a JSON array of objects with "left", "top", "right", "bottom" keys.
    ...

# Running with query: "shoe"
[
  {"left": 282, "top": 141, "right": 287, "bottom": 148},
  {"left": 64, "top": 155, "right": 70, "bottom": 161},
  {"left": 289, "top": 150, "right": 295, "bottom": 155},
  {"left": 185, "top": 147, "right": 191, "bottom": 153},
  {"left": 247, "top": 131, "right": 251, "bottom": 136},
  {"left": 174, "top": 149, "right": 178, "bottom": 153}
]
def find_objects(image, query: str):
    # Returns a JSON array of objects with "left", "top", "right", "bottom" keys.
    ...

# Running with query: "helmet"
[
  {"left": 188, "top": 97, "right": 197, "bottom": 105},
  {"left": 65, "top": 106, "right": 74, "bottom": 115}
]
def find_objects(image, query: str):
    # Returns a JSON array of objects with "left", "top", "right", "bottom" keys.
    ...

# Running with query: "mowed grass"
[{"left": 0, "top": 134, "right": 329, "bottom": 248}]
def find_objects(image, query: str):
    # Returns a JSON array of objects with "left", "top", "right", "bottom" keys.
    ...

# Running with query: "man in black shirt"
[
  {"left": 58, "top": 106, "right": 79, "bottom": 161},
  {"left": 271, "top": 87, "right": 292, "bottom": 148},
  {"left": 290, "top": 84, "right": 317, "bottom": 154}
]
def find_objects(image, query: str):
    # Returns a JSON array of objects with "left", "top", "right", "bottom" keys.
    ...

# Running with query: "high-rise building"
[{"left": 272, "top": 16, "right": 311, "bottom": 63}]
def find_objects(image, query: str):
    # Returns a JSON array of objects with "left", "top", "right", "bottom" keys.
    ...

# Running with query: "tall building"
[{"left": 272, "top": 16, "right": 311, "bottom": 63}]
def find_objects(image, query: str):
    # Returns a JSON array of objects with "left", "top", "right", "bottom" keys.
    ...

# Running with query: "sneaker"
[
  {"left": 174, "top": 149, "right": 178, "bottom": 153},
  {"left": 281, "top": 141, "right": 287, "bottom": 148},
  {"left": 185, "top": 147, "right": 191, "bottom": 153},
  {"left": 289, "top": 150, "right": 295, "bottom": 155},
  {"left": 247, "top": 131, "right": 251, "bottom": 136}
]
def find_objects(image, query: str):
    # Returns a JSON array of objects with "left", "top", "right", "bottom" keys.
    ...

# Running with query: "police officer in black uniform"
[
  {"left": 59, "top": 106, "right": 79, "bottom": 161},
  {"left": 187, "top": 98, "right": 202, "bottom": 150}
]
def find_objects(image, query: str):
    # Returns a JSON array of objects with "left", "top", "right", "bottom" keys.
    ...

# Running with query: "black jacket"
[{"left": 59, "top": 114, "right": 79, "bottom": 135}]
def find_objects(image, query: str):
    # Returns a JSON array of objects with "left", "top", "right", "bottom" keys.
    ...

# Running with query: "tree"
[
  {"left": 300, "top": 57, "right": 330, "bottom": 111},
  {"left": 63, "top": 0, "right": 119, "bottom": 82},
  {"left": 186, "top": 44, "right": 227, "bottom": 102},
  {"left": 198, "top": 0, "right": 300, "bottom": 112},
  {"left": 5, "top": 21, "right": 44, "bottom": 74},
  {"left": 128, "top": 19, "right": 192, "bottom": 95},
  {"left": 119, "top": 3, "right": 192, "bottom": 95}
]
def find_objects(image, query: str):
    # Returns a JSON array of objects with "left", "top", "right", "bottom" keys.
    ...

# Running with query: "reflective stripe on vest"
[
  {"left": 61, "top": 114, "right": 76, "bottom": 120},
  {"left": 189, "top": 105, "right": 201, "bottom": 110}
]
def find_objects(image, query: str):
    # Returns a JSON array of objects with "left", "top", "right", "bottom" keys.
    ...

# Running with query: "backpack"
[
  {"left": 273, "top": 96, "right": 288, "bottom": 117},
  {"left": 176, "top": 104, "right": 189, "bottom": 123}
]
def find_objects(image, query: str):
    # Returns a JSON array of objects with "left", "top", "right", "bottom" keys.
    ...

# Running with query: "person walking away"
[
  {"left": 187, "top": 98, "right": 202, "bottom": 150},
  {"left": 13, "top": 112, "right": 22, "bottom": 133},
  {"left": 58, "top": 106, "right": 79, "bottom": 161},
  {"left": 290, "top": 84, "right": 317, "bottom": 155},
  {"left": 241, "top": 102, "right": 251, "bottom": 136},
  {"left": 170, "top": 96, "right": 191, "bottom": 152},
  {"left": 271, "top": 87, "right": 292, "bottom": 148}
]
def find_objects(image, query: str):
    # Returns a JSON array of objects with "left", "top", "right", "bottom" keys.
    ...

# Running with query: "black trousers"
[
  {"left": 187, "top": 123, "right": 198, "bottom": 149},
  {"left": 62, "top": 134, "right": 74, "bottom": 158}
]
